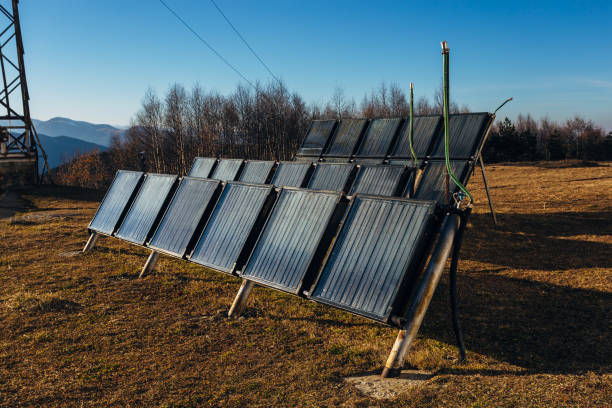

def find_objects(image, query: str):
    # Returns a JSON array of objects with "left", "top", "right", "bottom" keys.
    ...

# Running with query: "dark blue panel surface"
[
  {"left": 391, "top": 115, "right": 441, "bottom": 160},
  {"left": 350, "top": 165, "right": 408, "bottom": 197},
  {"left": 115, "top": 174, "right": 177, "bottom": 245},
  {"left": 211, "top": 159, "right": 243, "bottom": 181},
  {"left": 311, "top": 196, "right": 436, "bottom": 322},
  {"left": 430, "top": 113, "right": 491, "bottom": 159},
  {"left": 188, "top": 157, "right": 217, "bottom": 178},
  {"left": 241, "top": 189, "right": 340, "bottom": 294},
  {"left": 414, "top": 160, "right": 470, "bottom": 204},
  {"left": 324, "top": 119, "right": 368, "bottom": 157},
  {"left": 297, "top": 120, "right": 336, "bottom": 157},
  {"left": 271, "top": 162, "right": 312, "bottom": 188},
  {"left": 356, "top": 118, "right": 402, "bottom": 157},
  {"left": 239, "top": 160, "right": 275, "bottom": 184},
  {"left": 149, "top": 177, "right": 221, "bottom": 257},
  {"left": 190, "top": 183, "right": 274, "bottom": 273},
  {"left": 88, "top": 170, "right": 143, "bottom": 235},
  {"left": 307, "top": 163, "right": 355, "bottom": 193}
]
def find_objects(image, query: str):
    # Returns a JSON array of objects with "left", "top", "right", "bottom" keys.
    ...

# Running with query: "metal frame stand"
[
  {"left": 382, "top": 214, "right": 461, "bottom": 378},
  {"left": 478, "top": 155, "right": 497, "bottom": 225},
  {"left": 139, "top": 251, "right": 160, "bottom": 278},
  {"left": 228, "top": 279, "right": 255, "bottom": 318},
  {"left": 82, "top": 232, "right": 100, "bottom": 253}
]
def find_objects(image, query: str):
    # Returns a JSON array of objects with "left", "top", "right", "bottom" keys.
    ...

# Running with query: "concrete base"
[
  {"left": 0, "top": 157, "right": 37, "bottom": 188},
  {"left": 345, "top": 370, "right": 434, "bottom": 400}
]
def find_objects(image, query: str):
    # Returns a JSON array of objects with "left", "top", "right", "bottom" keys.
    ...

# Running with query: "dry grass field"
[{"left": 0, "top": 161, "right": 610, "bottom": 407}]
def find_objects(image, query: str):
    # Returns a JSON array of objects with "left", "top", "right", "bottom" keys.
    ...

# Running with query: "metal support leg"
[
  {"left": 382, "top": 214, "right": 460, "bottom": 378},
  {"left": 228, "top": 279, "right": 255, "bottom": 318},
  {"left": 478, "top": 155, "right": 497, "bottom": 225},
  {"left": 139, "top": 251, "right": 160, "bottom": 278},
  {"left": 82, "top": 232, "right": 100, "bottom": 253}
]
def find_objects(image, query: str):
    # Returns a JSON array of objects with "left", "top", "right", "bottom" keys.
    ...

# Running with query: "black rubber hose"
[{"left": 449, "top": 207, "right": 471, "bottom": 362}]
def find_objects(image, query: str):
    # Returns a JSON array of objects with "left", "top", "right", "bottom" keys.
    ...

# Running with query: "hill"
[
  {"left": 33, "top": 117, "right": 125, "bottom": 147},
  {"left": 37, "top": 133, "right": 107, "bottom": 169}
]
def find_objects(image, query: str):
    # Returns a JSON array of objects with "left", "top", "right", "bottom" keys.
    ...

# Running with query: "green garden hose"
[
  {"left": 442, "top": 41, "right": 473, "bottom": 203},
  {"left": 409, "top": 83, "right": 418, "bottom": 166}
]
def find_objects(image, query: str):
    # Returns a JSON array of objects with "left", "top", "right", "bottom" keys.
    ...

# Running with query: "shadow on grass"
[
  {"left": 420, "top": 212, "right": 611, "bottom": 374},
  {"left": 462, "top": 212, "right": 612, "bottom": 270},
  {"left": 425, "top": 274, "right": 611, "bottom": 375}
]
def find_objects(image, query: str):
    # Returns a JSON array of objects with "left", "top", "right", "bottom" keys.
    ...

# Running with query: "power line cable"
[
  {"left": 159, "top": 0, "right": 257, "bottom": 90},
  {"left": 209, "top": 0, "right": 280, "bottom": 83}
]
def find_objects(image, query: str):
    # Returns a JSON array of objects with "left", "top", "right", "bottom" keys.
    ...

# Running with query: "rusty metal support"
[
  {"left": 228, "top": 279, "right": 255, "bottom": 318},
  {"left": 382, "top": 214, "right": 461, "bottom": 378},
  {"left": 139, "top": 251, "right": 160, "bottom": 278},
  {"left": 82, "top": 232, "right": 100, "bottom": 253},
  {"left": 478, "top": 155, "right": 497, "bottom": 225}
]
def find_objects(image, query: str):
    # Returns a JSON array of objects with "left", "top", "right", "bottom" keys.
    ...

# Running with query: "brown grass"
[{"left": 0, "top": 161, "right": 610, "bottom": 407}]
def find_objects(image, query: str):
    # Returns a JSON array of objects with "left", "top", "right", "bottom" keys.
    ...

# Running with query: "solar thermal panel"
[{"left": 88, "top": 170, "right": 143, "bottom": 235}]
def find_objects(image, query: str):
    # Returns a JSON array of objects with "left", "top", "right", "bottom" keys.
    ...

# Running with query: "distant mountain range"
[
  {"left": 37, "top": 134, "right": 107, "bottom": 170},
  {"left": 33, "top": 117, "right": 125, "bottom": 147}
]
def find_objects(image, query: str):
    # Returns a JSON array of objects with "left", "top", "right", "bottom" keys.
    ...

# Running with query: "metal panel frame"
[
  {"left": 114, "top": 173, "right": 179, "bottom": 245},
  {"left": 389, "top": 114, "right": 443, "bottom": 163},
  {"left": 296, "top": 119, "right": 338, "bottom": 160},
  {"left": 349, "top": 164, "right": 414, "bottom": 198},
  {"left": 322, "top": 118, "right": 369, "bottom": 159},
  {"left": 188, "top": 182, "right": 278, "bottom": 275},
  {"left": 307, "top": 163, "right": 358, "bottom": 194},
  {"left": 354, "top": 117, "right": 404, "bottom": 160},
  {"left": 88, "top": 170, "right": 144, "bottom": 236},
  {"left": 270, "top": 161, "right": 315, "bottom": 188},
  {"left": 188, "top": 157, "right": 218, "bottom": 178},
  {"left": 414, "top": 159, "right": 472, "bottom": 204},
  {"left": 148, "top": 177, "right": 223, "bottom": 258},
  {"left": 239, "top": 187, "right": 348, "bottom": 295},
  {"left": 429, "top": 112, "right": 493, "bottom": 160},
  {"left": 210, "top": 158, "right": 245, "bottom": 181},
  {"left": 307, "top": 195, "right": 440, "bottom": 325},
  {"left": 238, "top": 160, "right": 277, "bottom": 185}
]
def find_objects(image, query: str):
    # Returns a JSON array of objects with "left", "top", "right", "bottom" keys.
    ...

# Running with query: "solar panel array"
[{"left": 87, "top": 112, "right": 492, "bottom": 327}]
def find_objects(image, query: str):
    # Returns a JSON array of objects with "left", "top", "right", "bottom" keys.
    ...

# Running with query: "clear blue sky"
[{"left": 20, "top": 0, "right": 612, "bottom": 130}]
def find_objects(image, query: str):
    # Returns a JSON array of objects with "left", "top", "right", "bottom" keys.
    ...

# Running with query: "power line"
[
  {"left": 158, "top": 0, "right": 256, "bottom": 90},
  {"left": 209, "top": 0, "right": 280, "bottom": 84}
]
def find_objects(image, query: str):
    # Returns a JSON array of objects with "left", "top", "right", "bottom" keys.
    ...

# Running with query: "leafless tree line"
[
  {"left": 54, "top": 80, "right": 611, "bottom": 188},
  {"left": 105, "top": 81, "right": 469, "bottom": 175}
]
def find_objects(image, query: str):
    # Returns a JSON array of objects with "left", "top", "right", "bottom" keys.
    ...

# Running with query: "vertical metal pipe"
[
  {"left": 82, "top": 232, "right": 100, "bottom": 253},
  {"left": 478, "top": 155, "right": 498, "bottom": 225},
  {"left": 139, "top": 251, "right": 160, "bottom": 278},
  {"left": 381, "top": 214, "right": 461, "bottom": 378},
  {"left": 228, "top": 279, "right": 255, "bottom": 318}
]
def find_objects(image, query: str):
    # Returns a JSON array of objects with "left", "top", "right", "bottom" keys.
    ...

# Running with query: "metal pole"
[
  {"left": 228, "top": 279, "right": 255, "bottom": 318},
  {"left": 382, "top": 214, "right": 461, "bottom": 378},
  {"left": 478, "top": 155, "right": 497, "bottom": 225},
  {"left": 139, "top": 251, "right": 160, "bottom": 278},
  {"left": 82, "top": 232, "right": 100, "bottom": 253}
]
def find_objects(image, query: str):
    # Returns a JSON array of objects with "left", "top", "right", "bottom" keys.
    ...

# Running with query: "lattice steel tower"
[{"left": 0, "top": 0, "right": 47, "bottom": 186}]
